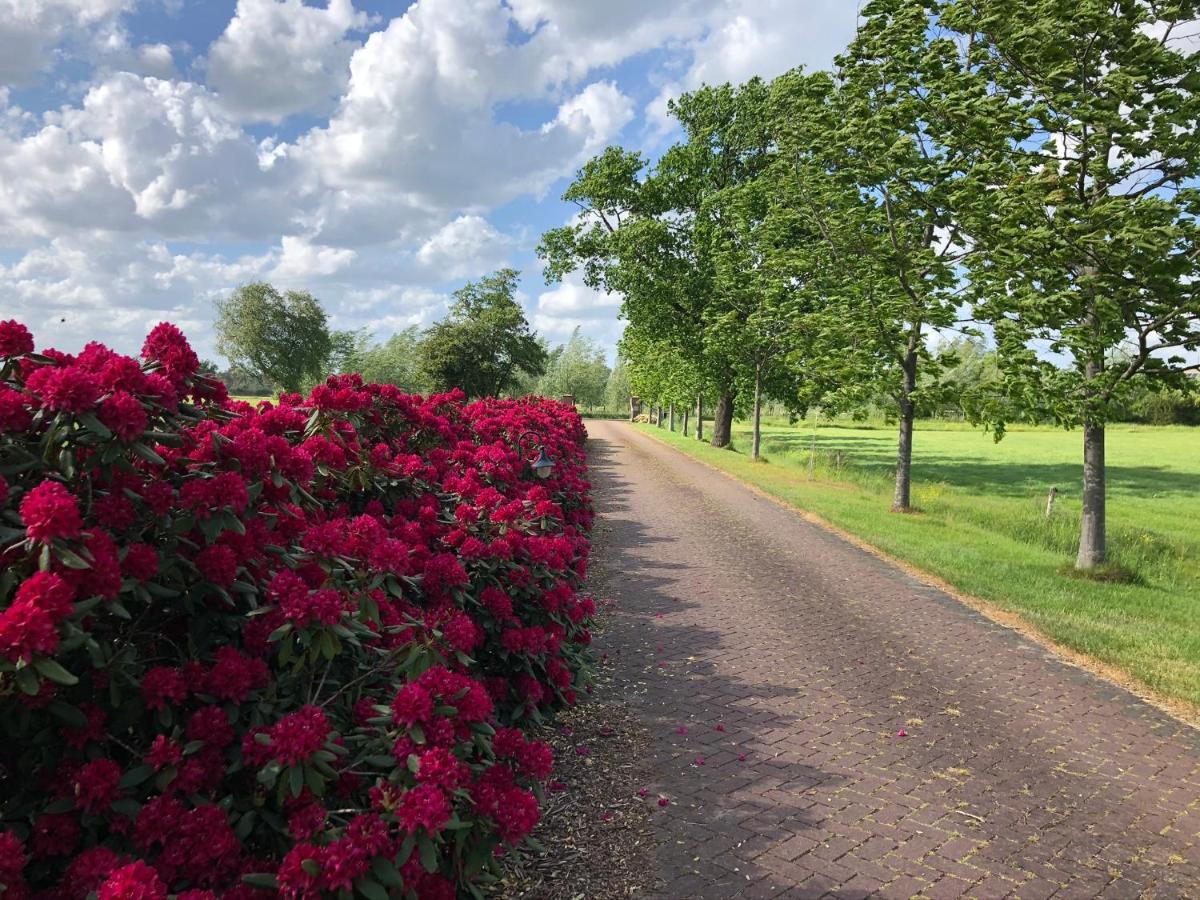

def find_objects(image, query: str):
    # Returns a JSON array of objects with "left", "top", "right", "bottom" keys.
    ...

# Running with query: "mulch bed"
[{"left": 495, "top": 522, "right": 661, "bottom": 899}]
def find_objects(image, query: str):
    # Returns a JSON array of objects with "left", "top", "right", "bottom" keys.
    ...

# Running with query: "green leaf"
[
  {"left": 119, "top": 765, "right": 154, "bottom": 789},
  {"left": 48, "top": 700, "right": 89, "bottom": 728},
  {"left": 288, "top": 764, "right": 304, "bottom": 797},
  {"left": 112, "top": 798, "right": 142, "bottom": 818},
  {"left": 33, "top": 657, "right": 78, "bottom": 686},
  {"left": 241, "top": 874, "right": 279, "bottom": 890},
  {"left": 131, "top": 442, "right": 166, "bottom": 466},
  {"left": 54, "top": 546, "right": 92, "bottom": 570},
  {"left": 235, "top": 811, "right": 258, "bottom": 841},
  {"left": 15, "top": 666, "right": 39, "bottom": 695},
  {"left": 418, "top": 834, "right": 439, "bottom": 873},
  {"left": 78, "top": 411, "right": 113, "bottom": 440},
  {"left": 304, "top": 765, "right": 326, "bottom": 797},
  {"left": 370, "top": 857, "right": 404, "bottom": 888},
  {"left": 355, "top": 877, "right": 389, "bottom": 900}
]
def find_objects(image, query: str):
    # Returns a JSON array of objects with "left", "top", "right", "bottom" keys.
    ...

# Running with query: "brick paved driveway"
[{"left": 585, "top": 421, "right": 1200, "bottom": 899}]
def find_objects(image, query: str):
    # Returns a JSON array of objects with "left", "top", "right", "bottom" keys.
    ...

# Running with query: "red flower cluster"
[{"left": 0, "top": 322, "right": 594, "bottom": 897}]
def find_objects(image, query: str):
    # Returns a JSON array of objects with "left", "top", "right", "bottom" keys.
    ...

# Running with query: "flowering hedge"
[{"left": 0, "top": 320, "right": 595, "bottom": 898}]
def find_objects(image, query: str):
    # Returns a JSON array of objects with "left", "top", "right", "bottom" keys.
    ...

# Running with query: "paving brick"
[{"left": 586, "top": 423, "right": 1200, "bottom": 900}]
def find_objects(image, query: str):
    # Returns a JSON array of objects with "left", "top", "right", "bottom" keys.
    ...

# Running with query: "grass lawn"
[{"left": 631, "top": 418, "right": 1200, "bottom": 709}]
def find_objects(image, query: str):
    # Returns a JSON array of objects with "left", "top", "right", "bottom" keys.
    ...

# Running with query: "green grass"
[{"left": 633, "top": 419, "right": 1200, "bottom": 708}]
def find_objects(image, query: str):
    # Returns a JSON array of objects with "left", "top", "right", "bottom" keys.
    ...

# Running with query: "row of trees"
[
  {"left": 540, "top": 0, "right": 1200, "bottom": 570},
  {"left": 213, "top": 272, "right": 617, "bottom": 406}
]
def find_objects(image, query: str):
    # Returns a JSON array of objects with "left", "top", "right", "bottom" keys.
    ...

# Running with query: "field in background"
[{"left": 629, "top": 419, "right": 1200, "bottom": 707}]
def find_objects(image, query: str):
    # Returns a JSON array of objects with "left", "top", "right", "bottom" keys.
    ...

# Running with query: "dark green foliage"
[
  {"left": 215, "top": 282, "right": 333, "bottom": 393},
  {"left": 417, "top": 268, "right": 547, "bottom": 397}
]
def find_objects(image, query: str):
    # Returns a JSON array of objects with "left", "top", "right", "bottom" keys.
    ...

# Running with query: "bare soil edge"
[{"left": 627, "top": 424, "right": 1200, "bottom": 733}]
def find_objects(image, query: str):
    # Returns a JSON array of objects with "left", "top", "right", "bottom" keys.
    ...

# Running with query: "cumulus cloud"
[
  {"left": 295, "top": 0, "right": 636, "bottom": 214},
  {"left": 645, "top": 0, "right": 857, "bottom": 134},
  {"left": 0, "top": 73, "right": 303, "bottom": 243},
  {"left": 207, "top": 0, "right": 369, "bottom": 122},
  {"left": 0, "top": 236, "right": 273, "bottom": 360},
  {"left": 416, "top": 215, "right": 512, "bottom": 279},
  {"left": 536, "top": 273, "right": 620, "bottom": 319},
  {"left": 0, "top": 0, "right": 861, "bottom": 363},
  {"left": 532, "top": 273, "right": 624, "bottom": 354},
  {"left": 271, "top": 235, "right": 357, "bottom": 280},
  {"left": 0, "top": 0, "right": 132, "bottom": 85}
]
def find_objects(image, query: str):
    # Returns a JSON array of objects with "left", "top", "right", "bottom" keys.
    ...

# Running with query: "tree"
[
  {"left": 709, "top": 156, "right": 826, "bottom": 459},
  {"left": 541, "top": 82, "right": 776, "bottom": 449},
  {"left": 328, "top": 328, "right": 372, "bottom": 377},
  {"left": 604, "top": 356, "right": 633, "bottom": 414},
  {"left": 215, "top": 282, "right": 332, "bottom": 393},
  {"left": 619, "top": 321, "right": 709, "bottom": 428},
  {"left": 768, "top": 6, "right": 975, "bottom": 509},
  {"left": 943, "top": 0, "right": 1200, "bottom": 568},
  {"left": 417, "top": 268, "right": 547, "bottom": 397},
  {"left": 356, "top": 326, "right": 426, "bottom": 392},
  {"left": 537, "top": 327, "right": 611, "bottom": 407},
  {"left": 540, "top": 147, "right": 721, "bottom": 437}
]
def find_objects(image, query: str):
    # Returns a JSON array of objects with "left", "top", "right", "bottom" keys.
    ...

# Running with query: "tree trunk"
[
  {"left": 656, "top": 403, "right": 664, "bottom": 427},
  {"left": 1076, "top": 420, "right": 1106, "bottom": 569},
  {"left": 682, "top": 408, "right": 690, "bottom": 437},
  {"left": 892, "top": 352, "right": 917, "bottom": 512},
  {"left": 711, "top": 392, "right": 734, "bottom": 448},
  {"left": 1076, "top": 289, "right": 1106, "bottom": 570},
  {"left": 695, "top": 395, "right": 703, "bottom": 442},
  {"left": 668, "top": 403, "right": 675, "bottom": 432},
  {"left": 751, "top": 364, "right": 763, "bottom": 461}
]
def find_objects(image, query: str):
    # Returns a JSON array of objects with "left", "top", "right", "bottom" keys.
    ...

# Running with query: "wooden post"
[
  {"left": 1045, "top": 486, "right": 1059, "bottom": 518},
  {"left": 808, "top": 433, "right": 816, "bottom": 479}
]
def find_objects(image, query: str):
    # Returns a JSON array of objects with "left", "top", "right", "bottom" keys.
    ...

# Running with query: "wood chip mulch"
[{"left": 494, "top": 522, "right": 660, "bottom": 899}]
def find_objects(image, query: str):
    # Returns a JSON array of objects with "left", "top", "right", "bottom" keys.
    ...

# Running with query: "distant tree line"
[
  {"left": 212, "top": 269, "right": 623, "bottom": 411},
  {"left": 539, "top": 0, "right": 1200, "bottom": 571}
]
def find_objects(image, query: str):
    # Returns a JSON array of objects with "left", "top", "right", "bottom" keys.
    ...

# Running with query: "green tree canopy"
[
  {"left": 214, "top": 282, "right": 333, "bottom": 393},
  {"left": 417, "top": 268, "right": 548, "bottom": 397},
  {"left": 356, "top": 326, "right": 426, "bottom": 392},
  {"left": 940, "top": 0, "right": 1200, "bottom": 567},
  {"left": 536, "top": 327, "right": 611, "bottom": 407}
]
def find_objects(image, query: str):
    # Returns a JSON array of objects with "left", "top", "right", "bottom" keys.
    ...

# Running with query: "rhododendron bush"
[{"left": 0, "top": 319, "right": 595, "bottom": 899}]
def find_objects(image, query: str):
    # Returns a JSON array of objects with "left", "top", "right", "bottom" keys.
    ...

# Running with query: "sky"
[{"left": 0, "top": 0, "right": 860, "bottom": 366}]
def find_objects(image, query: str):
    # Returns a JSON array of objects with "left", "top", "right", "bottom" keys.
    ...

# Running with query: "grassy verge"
[{"left": 632, "top": 420, "right": 1200, "bottom": 710}]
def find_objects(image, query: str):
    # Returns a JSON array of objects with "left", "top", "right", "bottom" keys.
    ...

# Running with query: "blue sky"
[{"left": 0, "top": 0, "right": 857, "bottom": 364}]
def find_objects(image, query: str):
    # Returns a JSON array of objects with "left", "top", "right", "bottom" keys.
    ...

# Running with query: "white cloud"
[
  {"left": 207, "top": 0, "right": 369, "bottom": 122},
  {"left": 271, "top": 235, "right": 357, "bottom": 280},
  {"left": 0, "top": 0, "right": 132, "bottom": 85},
  {"left": 0, "top": 73, "right": 303, "bottom": 243},
  {"left": 646, "top": 0, "right": 857, "bottom": 135},
  {"left": 416, "top": 215, "right": 511, "bottom": 278},
  {"left": 294, "top": 0, "right": 636, "bottom": 215},
  {"left": 0, "top": 236, "right": 273, "bottom": 360},
  {"left": 536, "top": 273, "right": 620, "bottom": 319},
  {"left": 530, "top": 271, "right": 625, "bottom": 354},
  {"left": 0, "top": 0, "right": 862, "bottom": 364}
]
